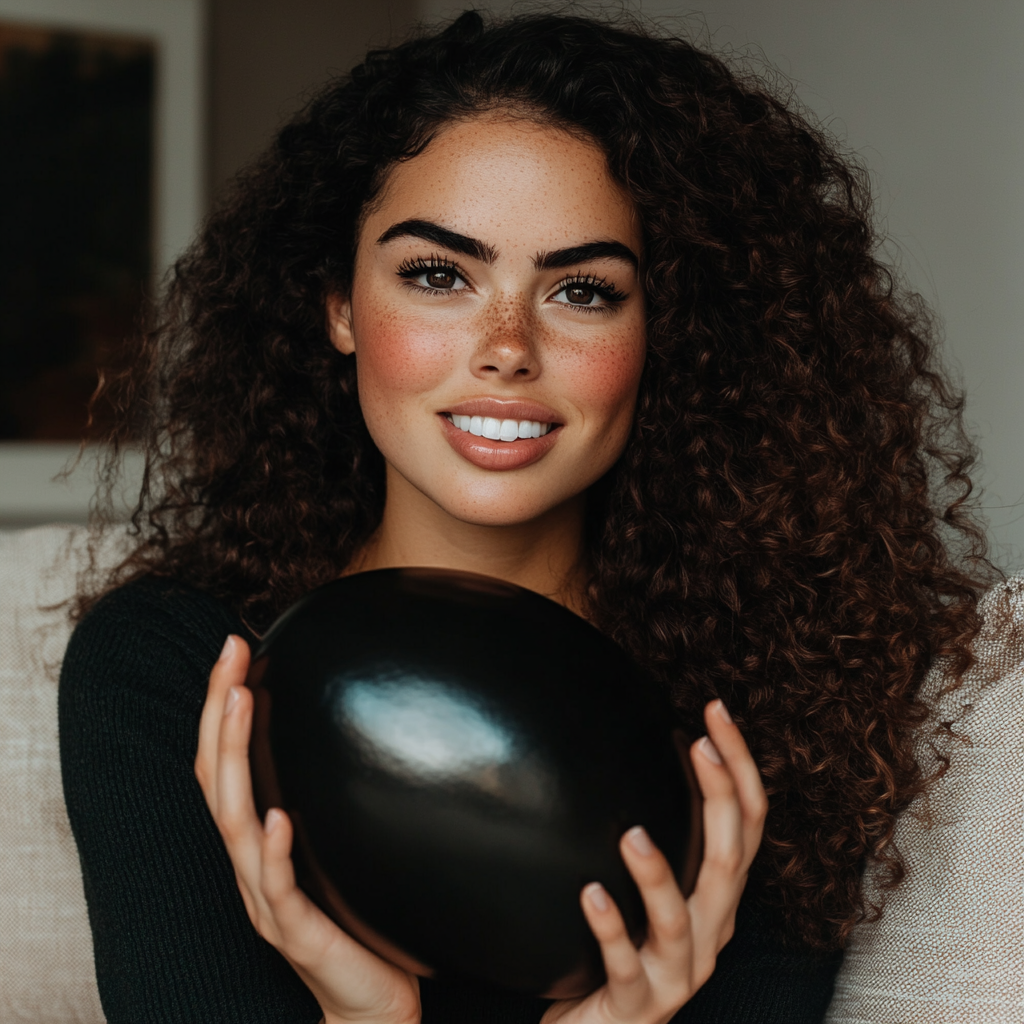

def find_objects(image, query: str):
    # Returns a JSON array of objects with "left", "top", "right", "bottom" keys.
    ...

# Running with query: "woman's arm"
[{"left": 58, "top": 578, "right": 323, "bottom": 1024}]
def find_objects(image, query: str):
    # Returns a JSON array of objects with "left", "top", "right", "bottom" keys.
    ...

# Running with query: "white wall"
[{"left": 421, "top": 0, "right": 1024, "bottom": 570}]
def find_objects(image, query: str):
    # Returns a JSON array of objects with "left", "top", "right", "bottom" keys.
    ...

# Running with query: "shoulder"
[
  {"left": 58, "top": 576, "right": 242, "bottom": 866},
  {"left": 59, "top": 575, "right": 250, "bottom": 746},
  {"left": 63, "top": 576, "right": 246, "bottom": 695},
  {"left": 70, "top": 574, "right": 246, "bottom": 662}
]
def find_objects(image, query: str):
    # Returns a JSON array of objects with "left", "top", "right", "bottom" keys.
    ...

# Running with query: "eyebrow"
[
  {"left": 377, "top": 219, "right": 639, "bottom": 271},
  {"left": 377, "top": 220, "right": 498, "bottom": 264},
  {"left": 533, "top": 241, "right": 638, "bottom": 271}
]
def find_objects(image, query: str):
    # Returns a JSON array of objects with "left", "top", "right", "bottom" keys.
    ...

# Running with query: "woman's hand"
[
  {"left": 195, "top": 635, "right": 421, "bottom": 1024},
  {"left": 541, "top": 699, "right": 767, "bottom": 1024}
]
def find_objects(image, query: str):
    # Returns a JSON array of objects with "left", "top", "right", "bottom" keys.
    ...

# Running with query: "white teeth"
[{"left": 446, "top": 413, "right": 554, "bottom": 441}]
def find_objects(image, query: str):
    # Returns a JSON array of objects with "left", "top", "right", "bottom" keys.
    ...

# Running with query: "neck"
[{"left": 347, "top": 467, "right": 589, "bottom": 617}]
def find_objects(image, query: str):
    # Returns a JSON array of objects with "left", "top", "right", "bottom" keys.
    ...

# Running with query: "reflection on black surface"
[
  {"left": 332, "top": 673, "right": 559, "bottom": 811},
  {"left": 336, "top": 675, "right": 516, "bottom": 776}
]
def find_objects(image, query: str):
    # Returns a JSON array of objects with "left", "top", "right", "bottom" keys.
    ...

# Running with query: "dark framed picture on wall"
[{"left": 0, "top": 0, "right": 204, "bottom": 525}]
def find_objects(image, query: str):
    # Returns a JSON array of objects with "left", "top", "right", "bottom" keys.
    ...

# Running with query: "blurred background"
[{"left": 0, "top": 0, "right": 1021, "bottom": 571}]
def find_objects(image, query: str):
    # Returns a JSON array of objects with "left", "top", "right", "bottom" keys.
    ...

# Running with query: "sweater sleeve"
[
  {"left": 672, "top": 897, "right": 843, "bottom": 1024},
  {"left": 59, "top": 577, "right": 323, "bottom": 1024}
]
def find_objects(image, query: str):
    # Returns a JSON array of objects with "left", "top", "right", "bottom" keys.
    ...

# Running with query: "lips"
[{"left": 438, "top": 411, "right": 561, "bottom": 471}]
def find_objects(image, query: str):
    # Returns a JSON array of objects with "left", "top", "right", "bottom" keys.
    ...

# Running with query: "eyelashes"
[
  {"left": 395, "top": 256, "right": 628, "bottom": 312},
  {"left": 396, "top": 255, "right": 465, "bottom": 294},
  {"left": 557, "top": 273, "right": 628, "bottom": 306}
]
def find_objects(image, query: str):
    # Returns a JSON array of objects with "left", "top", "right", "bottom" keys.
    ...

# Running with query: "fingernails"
[
  {"left": 264, "top": 808, "right": 281, "bottom": 834},
  {"left": 712, "top": 699, "right": 732, "bottom": 724},
  {"left": 224, "top": 686, "right": 240, "bottom": 716},
  {"left": 699, "top": 735, "right": 723, "bottom": 765},
  {"left": 218, "top": 635, "right": 236, "bottom": 662},
  {"left": 626, "top": 825, "right": 654, "bottom": 857},
  {"left": 584, "top": 882, "right": 609, "bottom": 912}
]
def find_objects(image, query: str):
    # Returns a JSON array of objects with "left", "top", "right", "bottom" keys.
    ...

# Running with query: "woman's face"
[{"left": 329, "top": 114, "right": 646, "bottom": 528}]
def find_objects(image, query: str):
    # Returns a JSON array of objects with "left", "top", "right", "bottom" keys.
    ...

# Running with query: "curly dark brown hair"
[{"left": 84, "top": 10, "right": 995, "bottom": 950}]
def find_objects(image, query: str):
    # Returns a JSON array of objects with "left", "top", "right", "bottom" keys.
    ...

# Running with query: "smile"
[
  {"left": 444, "top": 413, "right": 555, "bottom": 441},
  {"left": 438, "top": 411, "right": 561, "bottom": 472}
]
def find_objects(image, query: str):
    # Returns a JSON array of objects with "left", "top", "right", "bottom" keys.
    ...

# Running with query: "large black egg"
[{"left": 247, "top": 568, "right": 701, "bottom": 998}]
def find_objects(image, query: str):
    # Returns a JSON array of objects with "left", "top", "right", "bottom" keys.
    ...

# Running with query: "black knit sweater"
[{"left": 59, "top": 576, "right": 842, "bottom": 1024}]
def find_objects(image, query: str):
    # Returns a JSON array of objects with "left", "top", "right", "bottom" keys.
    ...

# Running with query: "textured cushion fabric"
[
  {"left": 826, "top": 575, "right": 1024, "bottom": 1024},
  {"left": 0, "top": 525, "right": 126, "bottom": 1024},
  {"left": 3, "top": 522, "right": 1022, "bottom": 1022}
]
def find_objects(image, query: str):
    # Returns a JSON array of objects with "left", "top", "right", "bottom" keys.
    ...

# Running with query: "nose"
[{"left": 471, "top": 299, "right": 540, "bottom": 382}]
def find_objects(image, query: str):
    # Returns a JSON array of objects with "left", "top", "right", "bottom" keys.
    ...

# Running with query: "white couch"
[
  {"left": 2, "top": 525, "right": 1021, "bottom": 1023},
  {"left": 1, "top": 526, "right": 109, "bottom": 1023}
]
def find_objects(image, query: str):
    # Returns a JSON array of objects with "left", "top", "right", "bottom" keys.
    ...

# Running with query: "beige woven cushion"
[
  {"left": 0, "top": 525, "right": 126, "bottom": 1024},
  {"left": 2, "top": 524, "right": 1021, "bottom": 1021},
  {"left": 827, "top": 575, "right": 1024, "bottom": 1023}
]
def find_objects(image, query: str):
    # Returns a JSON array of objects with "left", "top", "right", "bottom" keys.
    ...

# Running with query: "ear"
[{"left": 326, "top": 292, "right": 355, "bottom": 355}]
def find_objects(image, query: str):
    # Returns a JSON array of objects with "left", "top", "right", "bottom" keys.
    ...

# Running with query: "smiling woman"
[
  {"left": 58, "top": 10, "right": 993, "bottom": 1024},
  {"left": 327, "top": 116, "right": 645, "bottom": 581}
]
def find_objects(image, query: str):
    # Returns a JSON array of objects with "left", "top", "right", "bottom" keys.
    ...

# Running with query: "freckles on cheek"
[
  {"left": 558, "top": 335, "right": 646, "bottom": 410},
  {"left": 358, "top": 313, "right": 454, "bottom": 396}
]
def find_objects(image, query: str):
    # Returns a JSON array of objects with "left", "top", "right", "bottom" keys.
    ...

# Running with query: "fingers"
[
  {"left": 580, "top": 882, "right": 648, "bottom": 1010},
  {"left": 194, "top": 635, "right": 264, "bottom": 921},
  {"left": 688, "top": 732, "right": 744, "bottom": 899},
  {"left": 211, "top": 679, "right": 331, "bottom": 957},
  {"left": 577, "top": 833, "right": 696, "bottom": 1024},
  {"left": 259, "top": 809, "right": 339, "bottom": 958},
  {"left": 258, "top": 809, "right": 424, "bottom": 1017},
  {"left": 195, "top": 635, "right": 250, "bottom": 809},
  {"left": 683, "top": 700, "right": 767, "bottom": 980},
  {"left": 193, "top": 637, "right": 422, "bottom": 1022},
  {"left": 215, "top": 683, "right": 264, "bottom": 871},
  {"left": 207, "top": 681, "right": 271, "bottom": 930},
  {"left": 619, "top": 827, "right": 691, "bottom": 964},
  {"left": 703, "top": 700, "right": 768, "bottom": 858},
  {"left": 555, "top": 706, "right": 767, "bottom": 1024}
]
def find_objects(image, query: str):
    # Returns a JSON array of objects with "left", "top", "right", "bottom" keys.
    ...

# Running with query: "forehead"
[{"left": 361, "top": 114, "right": 640, "bottom": 256}]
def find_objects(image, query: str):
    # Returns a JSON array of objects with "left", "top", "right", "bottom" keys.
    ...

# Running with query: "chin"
[
  {"left": 439, "top": 488, "right": 575, "bottom": 529},
  {"left": 449, "top": 502, "right": 557, "bottom": 529}
]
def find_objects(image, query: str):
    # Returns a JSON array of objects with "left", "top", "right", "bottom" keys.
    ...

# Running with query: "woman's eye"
[
  {"left": 561, "top": 284, "right": 599, "bottom": 306},
  {"left": 420, "top": 268, "right": 462, "bottom": 290},
  {"left": 551, "top": 279, "right": 625, "bottom": 310},
  {"left": 398, "top": 261, "right": 467, "bottom": 293}
]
